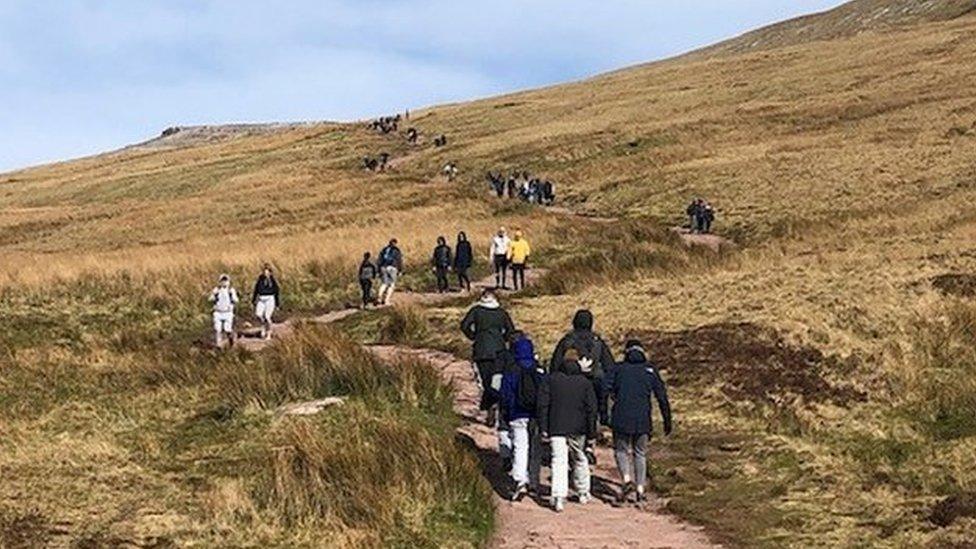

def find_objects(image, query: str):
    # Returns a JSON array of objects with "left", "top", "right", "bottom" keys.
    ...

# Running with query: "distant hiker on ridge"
[
  {"left": 250, "top": 263, "right": 280, "bottom": 340},
  {"left": 460, "top": 288, "right": 516, "bottom": 424},
  {"left": 377, "top": 238, "right": 403, "bottom": 306},
  {"left": 209, "top": 274, "right": 239, "bottom": 349}
]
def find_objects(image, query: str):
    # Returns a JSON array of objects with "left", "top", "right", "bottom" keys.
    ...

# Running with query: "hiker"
[
  {"left": 209, "top": 274, "right": 239, "bottom": 349},
  {"left": 686, "top": 199, "right": 700, "bottom": 232},
  {"left": 604, "top": 339, "right": 672, "bottom": 503},
  {"left": 543, "top": 180, "right": 555, "bottom": 205},
  {"left": 508, "top": 229, "right": 531, "bottom": 291},
  {"left": 443, "top": 162, "right": 458, "bottom": 182},
  {"left": 406, "top": 127, "right": 418, "bottom": 144},
  {"left": 358, "top": 252, "right": 378, "bottom": 309},
  {"left": 499, "top": 332, "right": 545, "bottom": 501},
  {"left": 489, "top": 228, "right": 511, "bottom": 289},
  {"left": 550, "top": 309, "right": 615, "bottom": 430},
  {"left": 460, "top": 289, "right": 516, "bottom": 419},
  {"left": 506, "top": 175, "right": 517, "bottom": 199},
  {"left": 701, "top": 201, "right": 715, "bottom": 234},
  {"left": 376, "top": 238, "right": 403, "bottom": 306},
  {"left": 454, "top": 231, "right": 473, "bottom": 292},
  {"left": 250, "top": 263, "right": 280, "bottom": 340},
  {"left": 378, "top": 152, "right": 390, "bottom": 171},
  {"left": 538, "top": 348, "right": 598, "bottom": 512},
  {"left": 432, "top": 236, "right": 453, "bottom": 293}
]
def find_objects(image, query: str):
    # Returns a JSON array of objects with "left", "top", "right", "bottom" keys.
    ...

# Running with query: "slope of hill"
[
  {"left": 4, "top": 1, "right": 976, "bottom": 546},
  {"left": 691, "top": 0, "right": 976, "bottom": 57}
]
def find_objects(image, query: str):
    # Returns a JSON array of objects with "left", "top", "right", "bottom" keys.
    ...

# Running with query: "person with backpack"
[
  {"left": 431, "top": 236, "right": 453, "bottom": 293},
  {"left": 499, "top": 332, "right": 545, "bottom": 501},
  {"left": 250, "top": 263, "right": 280, "bottom": 340},
  {"left": 460, "top": 289, "right": 516, "bottom": 418},
  {"left": 209, "top": 274, "right": 239, "bottom": 349},
  {"left": 550, "top": 309, "right": 615, "bottom": 427},
  {"left": 686, "top": 199, "right": 701, "bottom": 233},
  {"left": 604, "top": 339, "right": 672, "bottom": 504},
  {"left": 454, "top": 231, "right": 473, "bottom": 292},
  {"left": 489, "top": 227, "right": 511, "bottom": 289},
  {"left": 376, "top": 238, "right": 403, "bottom": 306},
  {"left": 358, "top": 252, "right": 378, "bottom": 309},
  {"left": 538, "top": 348, "right": 598, "bottom": 512},
  {"left": 507, "top": 229, "right": 531, "bottom": 291},
  {"left": 702, "top": 201, "right": 715, "bottom": 234}
]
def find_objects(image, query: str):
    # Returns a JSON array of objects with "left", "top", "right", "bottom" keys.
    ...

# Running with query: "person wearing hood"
[
  {"left": 538, "top": 348, "right": 598, "bottom": 512},
  {"left": 499, "top": 332, "right": 545, "bottom": 501},
  {"left": 454, "top": 232, "right": 473, "bottom": 292},
  {"left": 251, "top": 263, "right": 280, "bottom": 340},
  {"left": 209, "top": 274, "right": 239, "bottom": 349},
  {"left": 550, "top": 309, "right": 616, "bottom": 426},
  {"left": 489, "top": 227, "right": 511, "bottom": 289},
  {"left": 431, "top": 236, "right": 453, "bottom": 293},
  {"left": 358, "top": 252, "right": 378, "bottom": 309},
  {"left": 604, "top": 339, "right": 673, "bottom": 504},
  {"left": 460, "top": 289, "right": 516, "bottom": 416}
]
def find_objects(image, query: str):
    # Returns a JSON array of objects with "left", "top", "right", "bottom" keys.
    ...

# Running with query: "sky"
[{"left": 0, "top": 1, "right": 845, "bottom": 172}]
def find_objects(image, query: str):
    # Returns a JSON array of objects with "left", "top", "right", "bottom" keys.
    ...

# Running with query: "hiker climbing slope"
[
  {"left": 432, "top": 236, "right": 453, "bottom": 293},
  {"left": 209, "top": 274, "right": 239, "bottom": 349},
  {"left": 454, "top": 231, "right": 473, "bottom": 292},
  {"left": 250, "top": 263, "right": 280, "bottom": 340},
  {"left": 460, "top": 289, "right": 516, "bottom": 419},
  {"left": 376, "top": 238, "right": 403, "bottom": 306},
  {"left": 507, "top": 229, "right": 531, "bottom": 291},
  {"left": 550, "top": 309, "right": 615, "bottom": 427},
  {"left": 358, "top": 252, "right": 378, "bottom": 308},
  {"left": 489, "top": 227, "right": 512, "bottom": 289},
  {"left": 604, "top": 339, "right": 672, "bottom": 504},
  {"left": 538, "top": 348, "right": 598, "bottom": 512},
  {"left": 499, "top": 332, "right": 545, "bottom": 501}
]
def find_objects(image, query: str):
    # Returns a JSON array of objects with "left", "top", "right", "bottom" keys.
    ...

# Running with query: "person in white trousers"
[
  {"left": 210, "top": 274, "right": 239, "bottom": 349},
  {"left": 251, "top": 263, "right": 280, "bottom": 340}
]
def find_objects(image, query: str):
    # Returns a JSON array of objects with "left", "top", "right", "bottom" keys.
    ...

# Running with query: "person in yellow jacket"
[{"left": 507, "top": 230, "right": 532, "bottom": 291}]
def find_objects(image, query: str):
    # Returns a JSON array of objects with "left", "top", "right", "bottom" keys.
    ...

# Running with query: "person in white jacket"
[
  {"left": 489, "top": 227, "right": 512, "bottom": 289},
  {"left": 210, "top": 274, "right": 239, "bottom": 349}
]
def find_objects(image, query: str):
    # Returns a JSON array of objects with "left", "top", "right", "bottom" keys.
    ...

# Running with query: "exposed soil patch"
[
  {"left": 930, "top": 491, "right": 976, "bottom": 527},
  {"left": 931, "top": 273, "right": 976, "bottom": 298},
  {"left": 639, "top": 323, "right": 865, "bottom": 408}
]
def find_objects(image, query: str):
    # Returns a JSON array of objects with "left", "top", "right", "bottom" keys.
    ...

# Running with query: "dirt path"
[
  {"left": 370, "top": 345, "right": 717, "bottom": 549},
  {"left": 670, "top": 227, "right": 734, "bottom": 252},
  {"left": 234, "top": 268, "right": 717, "bottom": 547},
  {"left": 235, "top": 269, "right": 547, "bottom": 353}
]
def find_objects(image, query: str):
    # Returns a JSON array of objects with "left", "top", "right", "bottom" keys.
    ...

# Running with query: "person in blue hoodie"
[
  {"left": 603, "top": 339, "right": 672, "bottom": 504},
  {"left": 499, "top": 332, "right": 545, "bottom": 501}
]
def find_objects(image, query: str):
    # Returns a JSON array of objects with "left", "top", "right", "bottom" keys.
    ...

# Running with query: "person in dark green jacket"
[{"left": 460, "top": 289, "right": 516, "bottom": 414}]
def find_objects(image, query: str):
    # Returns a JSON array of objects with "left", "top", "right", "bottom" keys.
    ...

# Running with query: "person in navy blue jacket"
[
  {"left": 603, "top": 338, "right": 672, "bottom": 504},
  {"left": 498, "top": 332, "right": 545, "bottom": 501}
]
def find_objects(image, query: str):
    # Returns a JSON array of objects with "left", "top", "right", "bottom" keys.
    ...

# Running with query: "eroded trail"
[
  {"left": 236, "top": 269, "right": 718, "bottom": 547},
  {"left": 370, "top": 346, "right": 717, "bottom": 549}
]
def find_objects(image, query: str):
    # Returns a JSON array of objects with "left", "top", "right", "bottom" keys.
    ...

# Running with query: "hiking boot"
[
  {"left": 511, "top": 482, "right": 529, "bottom": 502},
  {"left": 635, "top": 491, "right": 647, "bottom": 504},
  {"left": 484, "top": 407, "right": 497, "bottom": 427},
  {"left": 502, "top": 457, "right": 513, "bottom": 474},
  {"left": 578, "top": 493, "right": 591, "bottom": 505},
  {"left": 552, "top": 497, "right": 565, "bottom": 513},
  {"left": 585, "top": 447, "right": 597, "bottom": 466},
  {"left": 619, "top": 482, "right": 635, "bottom": 504}
]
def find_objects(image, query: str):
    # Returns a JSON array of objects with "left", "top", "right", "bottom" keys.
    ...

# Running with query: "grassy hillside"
[{"left": 4, "top": 1, "right": 976, "bottom": 546}]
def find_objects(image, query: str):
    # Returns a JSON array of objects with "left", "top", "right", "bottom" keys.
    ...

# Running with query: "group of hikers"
[
  {"left": 487, "top": 171, "right": 557, "bottom": 205},
  {"left": 686, "top": 198, "right": 716, "bottom": 234},
  {"left": 208, "top": 264, "right": 281, "bottom": 348},
  {"left": 362, "top": 152, "right": 390, "bottom": 172},
  {"left": 368, "top": 114, "right": 403, "bottom": 134},
  {"left": 461, "top": 295, "right": 672, "bottom": 511}
]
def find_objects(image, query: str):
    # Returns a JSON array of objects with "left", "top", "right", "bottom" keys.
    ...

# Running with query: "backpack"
[
  {"left": 380, "top": 246, "right": 397, "bottom": 266},
  {"left": 570, "top": 333, "right": 603, "bottom": 375},
  {"left": 516, "top": 365, "right": 538, "bottom": 411}
]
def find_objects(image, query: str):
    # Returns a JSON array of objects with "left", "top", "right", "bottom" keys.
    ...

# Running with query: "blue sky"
[{"left": 0, "top": 1, "right": 845, "bottom": 172}]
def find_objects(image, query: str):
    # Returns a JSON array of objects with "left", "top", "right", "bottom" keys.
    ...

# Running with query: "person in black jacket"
[
  {"left": 454, "top": 231, "right": 473, "bottom": 292},
  {"left": 358, "top": 252, "right": 378, "bottom": 309},
  {"left": 377, "top": 239, "right": 404, "bottom": 306},
  {"left": 251, "top": 263, "right": 280, "bottom": 340},
  {"left": 431, "top": 236, "right": 453, "bottom": 293},
  {"left": 460, "top": 289, "right": 516, "bottom": 417},
  {"left": 604, "top": 339, "right": 672, "bottom": 504},
  {"left": 550, "top": 309, "right": 615, "bottom": 426},
  {"left": 538, "top": 349, "right": 597, "bottom": 512}
]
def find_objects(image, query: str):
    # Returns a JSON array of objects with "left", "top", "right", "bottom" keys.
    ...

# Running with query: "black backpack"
[
  {"left": 571, "top": 333, "right": 603, "bottom": 375},
  {"left": 516, "top": 365, "right": 538, "bottom": 410}
]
